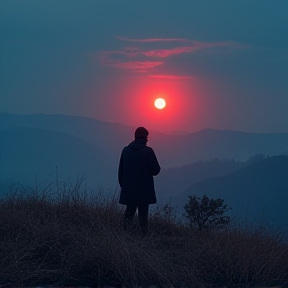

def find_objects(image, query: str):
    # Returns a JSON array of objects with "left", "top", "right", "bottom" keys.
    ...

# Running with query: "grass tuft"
[{"left": 0, "top": 181, "right": 287, "bottom": 287}]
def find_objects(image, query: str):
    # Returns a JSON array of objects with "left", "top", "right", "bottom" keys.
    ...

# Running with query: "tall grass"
[{"left": 0, "top": 180, "right": 287, "bottom": 287}]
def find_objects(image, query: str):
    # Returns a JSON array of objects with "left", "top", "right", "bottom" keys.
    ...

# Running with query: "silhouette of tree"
[
  {"left": 183, "top": 195, "right": 231, "bottom": 230},
  {"left": 247, "top": 153, "right": 266, "bottom": 164}
]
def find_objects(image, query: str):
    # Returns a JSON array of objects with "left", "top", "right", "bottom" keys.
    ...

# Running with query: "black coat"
[{"left": 118, "top": 139, "right": 161, "bottom": 205}]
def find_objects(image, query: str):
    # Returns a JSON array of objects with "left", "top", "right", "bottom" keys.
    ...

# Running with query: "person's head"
[{"left": 134, "top": 127, "right": 149, "bottom": 141}]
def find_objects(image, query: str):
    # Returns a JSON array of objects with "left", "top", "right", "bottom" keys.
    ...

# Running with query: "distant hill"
[
  {"left": 1, "top": 113, "right": 288, "bottom": 166},
  {"left": 1, "top": 113, "right": 288, "bottom": 190},
  {"left": 0, "top": 127, "right": 116, "bottom": 190},
  {"left": 177, "top": 155, "right": 288, "bottom": 231},
  {"left": 155, "top": 158, "right": 249, "bottom": 201}
]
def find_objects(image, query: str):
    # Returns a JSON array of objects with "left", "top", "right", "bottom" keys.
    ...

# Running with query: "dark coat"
[{"left": 118, "top": 138, "right": 161, "bottom": 205}]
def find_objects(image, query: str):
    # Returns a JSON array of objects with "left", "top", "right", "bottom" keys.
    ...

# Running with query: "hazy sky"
[{"left": 1, "top": 0, "right": 287, "bottom": 133}]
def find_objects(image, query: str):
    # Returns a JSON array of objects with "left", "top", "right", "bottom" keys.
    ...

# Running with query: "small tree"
[
  {"left": 247, "top": 153, "right": 266, "bottom": 164},
  {"left": 183, "top": 195, "right": 231, "bottom": 230}
]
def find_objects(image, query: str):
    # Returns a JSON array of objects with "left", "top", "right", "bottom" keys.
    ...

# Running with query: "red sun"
[{"left": 154, "top": 98, "right": 166, "bottom": 109}]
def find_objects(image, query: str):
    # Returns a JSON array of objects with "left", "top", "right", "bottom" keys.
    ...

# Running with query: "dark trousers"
[{"left": 123, "top": 204, "right": 149, "bottom": 235}]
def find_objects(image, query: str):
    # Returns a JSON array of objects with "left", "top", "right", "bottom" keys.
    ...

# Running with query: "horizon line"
[{"left": 1, "top": 112, "right": 287, "bottom": 135}]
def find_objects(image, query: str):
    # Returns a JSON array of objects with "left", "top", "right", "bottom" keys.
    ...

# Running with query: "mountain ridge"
[
  {"left": 1, "top": 113, "right": 288, "bottom": 191},
  {"left": 1, "top": 113, "right": 288, "bottom": 168},
  {"left": 177, "top": 155, "right": 288, "bottom": 232}
]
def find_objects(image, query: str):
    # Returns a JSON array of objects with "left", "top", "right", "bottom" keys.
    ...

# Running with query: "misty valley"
[{"left": 1, "top": 113, "right": 287, "bottom": 233}]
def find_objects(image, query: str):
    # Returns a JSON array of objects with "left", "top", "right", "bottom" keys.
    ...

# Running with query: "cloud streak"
[
  {"left": 97, "top": 50, "right": 163, "bottom": 72},
  {"left": 97, "top": 37, "right": 242, "bottom": 74},
  {"left": 149, "top": 74, "right": 193, "bottom": 80}
]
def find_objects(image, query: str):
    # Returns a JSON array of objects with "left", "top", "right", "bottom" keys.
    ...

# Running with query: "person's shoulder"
[
  {"left": 145, "top": 145, "right": 155, "bottom": 153},
  {"left": 121, "top": 145, "right": 129, "bottom": 152}
]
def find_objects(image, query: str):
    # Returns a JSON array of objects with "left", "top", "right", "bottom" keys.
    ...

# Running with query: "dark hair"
[{"left": 134, "top": 127, "right": 149, "bottom": 139}]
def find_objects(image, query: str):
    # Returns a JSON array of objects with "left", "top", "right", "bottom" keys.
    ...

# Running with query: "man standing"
[{"left": 118, "top": 127, "right": 161, "bottom": 236}]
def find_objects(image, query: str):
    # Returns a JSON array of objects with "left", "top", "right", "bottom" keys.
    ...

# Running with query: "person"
[{"left": 118, "top": 126, "right": 161, "bottom": 236}]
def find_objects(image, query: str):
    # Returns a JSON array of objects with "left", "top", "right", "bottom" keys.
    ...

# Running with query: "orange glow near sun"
[
  {"left": 90, "top": 73, "right": 203, "bottom": 134},
  {"left": 154, "top": 98, "right": 166, "bottom": 109}
]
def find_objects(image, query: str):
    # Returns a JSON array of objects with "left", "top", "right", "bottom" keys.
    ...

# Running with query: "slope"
[
  {"left": 178, "top": 155, "right": 288, "bottom": 229},
  {"left": 0, "top": 127, "right": 116, "bottom": 192}
]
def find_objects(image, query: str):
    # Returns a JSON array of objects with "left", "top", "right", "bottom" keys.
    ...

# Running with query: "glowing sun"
[{"left": 154, "top": 98, "right": 166, "bottom": 109}]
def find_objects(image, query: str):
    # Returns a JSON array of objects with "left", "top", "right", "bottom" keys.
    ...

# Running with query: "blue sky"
[{"left": 0, "top": 0, "right": 287, "bottom": 133}]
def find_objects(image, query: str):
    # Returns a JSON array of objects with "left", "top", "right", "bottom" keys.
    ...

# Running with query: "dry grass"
[{"left": 0, "top": 180, "right": 287, "bottom": 287}]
